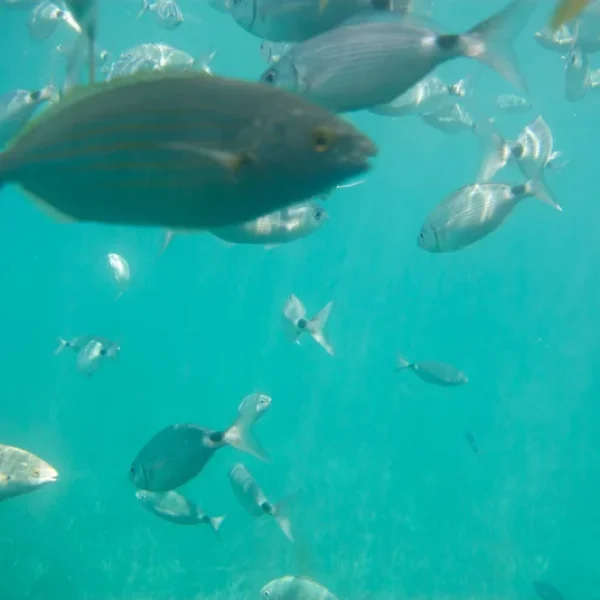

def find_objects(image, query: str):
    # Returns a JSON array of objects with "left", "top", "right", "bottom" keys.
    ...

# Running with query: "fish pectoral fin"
[{"left": 165, "top": 143, "right": 254, "bottom": 176}]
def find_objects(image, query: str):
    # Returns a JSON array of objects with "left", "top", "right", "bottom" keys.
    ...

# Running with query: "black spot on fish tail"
[
  {"left": 209, "top": 431, "right": 224, "bottom": 443},
  {"left": 437, "top": 34, "right": 461, "bottom": 51},
  {"left": 30, "top": 90, "right": 42, "bottom": 101},
  {"left": 511, "top": 183, "right": 527, "bottom": 196},
  {"left": 260, "top": 501, "right": 273, "bottom": 514}
]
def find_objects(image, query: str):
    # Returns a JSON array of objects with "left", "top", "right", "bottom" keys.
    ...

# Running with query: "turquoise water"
[{"left": 1, "top": 1, "right": 599, "bottom": 599}]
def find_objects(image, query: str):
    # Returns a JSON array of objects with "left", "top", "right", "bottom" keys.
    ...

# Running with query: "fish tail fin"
[
  {"left": 460, "top": 0, "right": 537, "bottom": 91},
  {"left": 209, "top": 515, "right": 226, "bottom": 536},
  {"left": 546, "top": 150, "right": 570, "bottom": 171},
  {"left": 396, "top": 355, "right": 412, "bottom": 371},
  {"left": 137, "top": 0, "right": 150, "bottom": 18},
  {"left": 197, "top": 50, "right": 217, "bottom": 75},
  {"left": 61, "top": 9, "right": 82, "bottom": 34},
  {"left": 54, "top": 338, "right": 69, "bottom": 355},
  {"left": 160, "top": 230, "right": 175, "bottom": 255},
  {"left": 223, "top": 412, "right": 270, "bottom": 462},
  {"left": 474, "top": 120, "right": 510, "bottom": 182},
  {"left": 272, "top": 491, "right": 298, "bottom": 542},
  {"left": 522, "top": 179, "right": 563, "bottom": 211},
  {"left": 309, "top": 301, "right": 334, "bottom": 356},
  {"left": 451, "top": 76, "right": 470, "bottom": 99}
]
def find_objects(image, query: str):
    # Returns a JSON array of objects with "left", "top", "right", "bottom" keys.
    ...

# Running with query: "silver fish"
[
  {"left": 0, "top": 86, "right": 55, "bottom": 148},
  {"left": 237, "top": 393, "right": 272, "bottom": 424},
  {"left": 0, "top": 71, "right": 376, "bottom": 230},
  {"left": 282, "top": 294, "right": 334, "bottom": 356},
  {"left": 28, "top": 0, "right": 81, "bottom": 40},
  {"left": 565, "top": 44, "right": 590, "bottom": 101},
  {"left": 533, "top": 25, "right": 575, "bottom": 52},
  {"left": 108, "top": 253, "right": 130, "bottom": 298},
  {"left": 228, "top": 463, "right": 294, "bottom": 541},
  {"left": 260, "top": 0, "right": 535, "bottom": 113},
  {"left": 396, "top": 356, "right": 468, "bottom": 385},
  {"left": 211, "top": 203, "right": 327, "bottom": 246},
  {"left": 76, "top": 339, "right": 112, "bottom": 376},
  {"left": 135, "top": 490, "right": 225, "bottom": 532},
  {"left": 495, "top": 93, "right": 532, "bottom": 113},
  {"left": 477, "top": 116, "right": 561, "bottom": 208},
  {"left": 261, "top": 576, "right": 338, "bottom": 600},
  {"left": 421, "top": 102, "right": 475, "bottom": 135},
  {"left": 138, "top": 0, "right": 184, "bottom": 29},
  {"left": 370, "top": 76, "right": 467, "bottom": 118},
  {"left": 417, "top": 179, "right": 559, "bottom": 253},
  {"left": 129, "top": 405, "right": 269, "bottom": 492},
  {"left": 0, "top": 445, "right": 58, "bottom": 501},
  {"left": 54, "top": 335, "right": 120, "bottom": 357}
]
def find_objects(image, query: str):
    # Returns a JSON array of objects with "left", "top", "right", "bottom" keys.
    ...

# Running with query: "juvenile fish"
[
  {"left": 261, "top": 576, "right": 338, "bottom": 600},
  {"left": 0, "top": 445, "right": 58, "bottom": 501},
  {"left": 417, "top": 180, "right": 559, "bottom": 253},
  {"left": 282, "top": 294, "right": 334, "bottom": 356},
  {"left": 495, "top": 93, "right": 532, "bottom": 113},
  {"left": 108, "top": 253, "right": 130, "bottom": 298},
  {"left": 28, "top": 0, "right": 81, "bottom": 40},
  {"left": 55, "top": 335, "right": 120, "bottom": 357},
  {"left": 211, "top": 203, "right": 327, "bottom": 246},
  {"left": 260, "top": 0, "right": 535, "bottom": 113},
  {"left": 0, "top": 86, "right": 55, "bottom": 148},
  {"left": 228, "top": 463, "right": 294, "bottom": 541},
  {"left": 76, "top": 339, "right": 114, "bottom": 376},
  {"left": 129, "top": 404, "right": 269, "bottom": 492},
  {"left": 421, "top": 103, "right": 475, "bottom": 135},
  {"left": 0, "top": 72, "right": 375, "bottom": 230},
  {"left": 135, "top": 490, "right": 225, "bottom": 533},
  {"left": 138, "top": 0, "right": 184, "bottom": 29},
  {"left": 396, "top": 356, "right": 468, "bottom": 386}
]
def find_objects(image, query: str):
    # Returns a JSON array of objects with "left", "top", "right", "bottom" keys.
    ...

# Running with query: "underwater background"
[{"left": 1, "top": 1, "right": 600, "bottom": 599}]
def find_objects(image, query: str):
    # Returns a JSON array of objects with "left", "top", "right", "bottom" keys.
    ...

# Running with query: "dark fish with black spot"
[
  {"left": 396, "top": 356, "right": 468, "bottom": 386},
  {"left": 260, "top": 0, "right": 535, "bottom": 113},
  {"left": 0, "top": 71, "right": 375, "bottom": 230},
  {"left": 534, "top": 581, "right": 564, "bottom": 600},
  {"left": 129, "top": 404, "right": 270, "bottom": 492},
  {"left": 228, "top": 462, "right": 294, "bottom": 541}
]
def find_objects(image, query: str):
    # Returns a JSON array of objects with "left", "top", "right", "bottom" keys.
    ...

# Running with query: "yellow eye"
[{"left": 312, "top": 127, "right": 335, "bottom": 153}]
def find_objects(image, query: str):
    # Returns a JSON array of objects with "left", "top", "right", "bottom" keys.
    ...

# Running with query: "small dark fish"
[
  {"left": 135, "top": 490, "right": 225, "bottom": 533},
  {"left": 0, "top": 72, "right": 376, "bottom": 230},
  {"left": 463, "top": 431, "right": 479, "bottom": 454},
  {"left": 228, "top": 462, "right": 294, "bottom": 541},
  {"left": 129, "top": 406, "right": 269, "bottom": 492},
  {"left": 533, "top": 581, "right": 564, "bottom": 600},
  {"left": 397, "top": 356, "right": 468, "bottom": 386}
]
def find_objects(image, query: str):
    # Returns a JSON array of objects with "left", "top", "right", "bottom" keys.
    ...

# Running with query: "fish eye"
[
  {"left": 263, "top": 69, "right": 277, "bottom": 84},
  {"left": 30, "top": 468, "right": 41, "bottom": 477},
  {"left": 263, "top": 592, "right": 272, "bottom": 600},
  {"left": 314, "top": 209, "right": 323, "bottom": 220},
  {"left": 312, "top": 127, "right": 335, "bottom": 153}
]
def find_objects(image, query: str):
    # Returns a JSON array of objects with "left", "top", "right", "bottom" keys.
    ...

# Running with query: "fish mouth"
[{"left": 45, "top": 470, "right": 59, "bottom": 483}]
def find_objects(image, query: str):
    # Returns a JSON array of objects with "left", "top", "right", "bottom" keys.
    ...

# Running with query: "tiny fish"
[
  {"left": 55, "top": 335, "right": 120, "bottom": 357},
  {"left": 211, "top": 203, "right": 327, "bottom": 247},
  {"left": 0, "top": 71, "right": 376, "bottom": 230},
  {"left": 417, "top": 180, "right": 559, "bottom": 253},
  {"left": 129, "top": 403, "right": 269, "bottom": 492},
  {"left": 237, "top": 393, "right": 272, "bottom": 424},
  {"left": 495, "top": 93, "right": 532, "bottom": 113},
  {"left": 261, "top": 576, "right": 338, "bottom": 600},
  {"left": 463, "top": 431, "right": 479, "bottom": 454},
  {"left": 370, "top": 76, "right": 467, "bottom": 118},
  {"left": 76, "top": 339, "right": 113, "bottom": 377},
  {"left": 0, "top": 86, "right": 55, "bottom": 148},
  {"left": 138, "top": 0, "right": 184, "bottom": 29},
  {"left": 421, "top": 103, "right": 475, "bottom": 135},
  {"left": 282, "top": 294, "right": 334, "bottom": 356},
  {"left": 108, "top": 253, "right": 130, "bottom": 298},
  {"left": 0, "top": 444, "right": 58, "bottom": 501},
  {"left": 396, "top": 356, "right": 468, "bottom": 386},
  {"left": 228, "top": 463, "right": 294, "bottom": 541},
  {"left": 28, "top": 0, "right": 81, "bottom": 40},
  {"left": 135, "top": 490, "right": 225, "bottom": 533},
  {"left": 533, "top": 581, "right": 564, "bottom": 600},
  {"left": 260, "top": 0, "right": 535, "bottom": 113},
  {"left": 534, "top": 26, "right": 575, "bottom": 52}
]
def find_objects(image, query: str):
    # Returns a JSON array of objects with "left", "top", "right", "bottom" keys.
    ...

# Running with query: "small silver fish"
[
  {"left": 417, "top": 179, "right": 559, "bottom": 253},
  {"left": 237, "top": 393, "right": 272, "bottom": 424},
  {"left": 228, "top": 463, "right": 294, "bottom": 541},
  {"left": 211, "top": 203, "right": 327, "bottom": 246},
  {"left": 534, "top": 25, "right": 575, "bottom": 52},
  {"left": 282, "top": 294, "right": 334, "bottom": 356},
  {"left": 129, "top": 404, "right": 269, "bottom": 492},
  {"left": 76, "top": 339, "right": 109, "bottom": 376},
  {"left": 107, "top": 253, "right": 130, "bottom": 298},
  {"left": 370, "top": 76, "right": 467, "bottom": 118},
  {"left": 421, "top": 103, "right": 475, "bottom": 135},
  {"left": 0, "top": 445, "right": 58, "bottom": 501},
  {"left": 260, "top": 0, "right": 535, "bottom": 113},
  {"left": 138, "top": 0, "right": 184, "bottom": 29},
  {"left": 495, "top": 93, "right": 532, "bottom": 113},
  {"left": 135, "top": 490, "right": 225, "bottom": 532},
  {"left": 55, "top": 335, "right": 120, "bottom": 357},
  {"left": 477, "top": 116, "right": 561, "bottom": 208},
  {"left": 28, "top": 0, "right": 81, "bottom": 40},
  {"left": 396, "top": 356, "right": 468, "bottom": 386},
  {"left": 0, "top": 86, "right": 55, "bottom": 147},
  {"left": 261, "top": 576, "right": 338, "bottom": 600}
]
